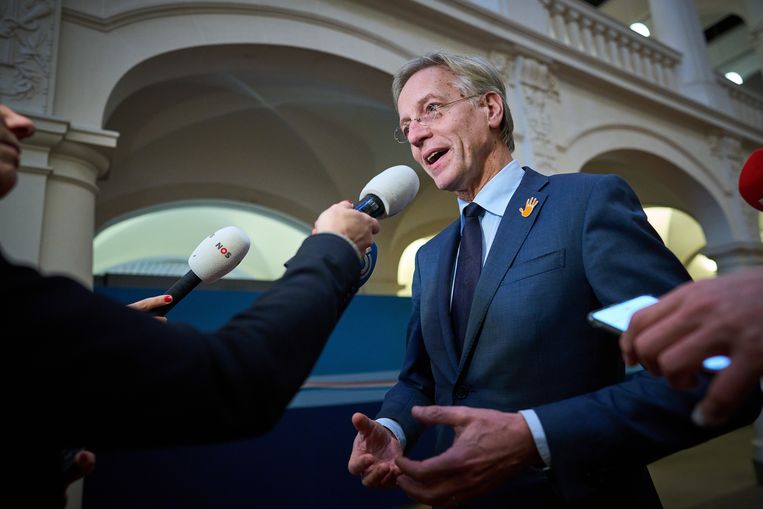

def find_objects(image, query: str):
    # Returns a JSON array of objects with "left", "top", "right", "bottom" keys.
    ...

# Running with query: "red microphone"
[{"left": 739, "top": 148, "right": 763, "bottom": 211}]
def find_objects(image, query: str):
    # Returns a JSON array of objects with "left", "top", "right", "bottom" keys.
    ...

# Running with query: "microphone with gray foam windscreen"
[
  {"left": 355, "top": 165, "right": 420, "bottom": 218},
  {"left": 354, "top": 165, "right": 419, "bottom": 286}
]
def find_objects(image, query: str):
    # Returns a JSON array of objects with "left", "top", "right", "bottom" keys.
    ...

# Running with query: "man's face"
[{"left": 397, "top": 66, "right": 492, "bottom": 195}]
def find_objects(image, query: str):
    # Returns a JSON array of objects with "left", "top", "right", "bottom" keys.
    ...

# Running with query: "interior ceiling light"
[
  {"left": 629, "top": 22, "right": 650, "bottom": 37},
  {"left": 724, "top": 71, "right": 743, "bottom": 85}
]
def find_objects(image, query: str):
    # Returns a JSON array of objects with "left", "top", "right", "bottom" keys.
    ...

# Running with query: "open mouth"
[{"left": 425, "top": 149, "right": 447, "bottom": 165}]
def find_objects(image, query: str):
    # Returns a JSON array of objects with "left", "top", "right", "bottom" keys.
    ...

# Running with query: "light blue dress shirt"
[{"left": 378, "top": 160, "right": 552, "bottom": 467}]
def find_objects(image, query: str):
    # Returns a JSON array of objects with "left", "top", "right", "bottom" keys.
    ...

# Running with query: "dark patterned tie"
[{"left": 451, "top": 202, "right": 483, "bottom": 357}]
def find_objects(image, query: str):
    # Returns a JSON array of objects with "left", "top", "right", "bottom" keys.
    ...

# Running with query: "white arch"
[
  {"left": 565, "top": 123, "right": 739, "bottom": 247},
  {"left": 56, "top": 2, "right": 414, "bottom": 126},
  {"left": 566, "top": 123, "right": 725, "bottom": 195}
]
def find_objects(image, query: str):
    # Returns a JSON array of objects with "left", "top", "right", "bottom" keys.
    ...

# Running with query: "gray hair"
[{"left": 392, "top": 52, "right": 514, "bottom": 151}]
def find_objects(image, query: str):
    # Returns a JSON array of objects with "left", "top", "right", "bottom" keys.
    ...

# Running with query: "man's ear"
[{"left": 483, "top": 91, "right": 504, "bottom": 129}]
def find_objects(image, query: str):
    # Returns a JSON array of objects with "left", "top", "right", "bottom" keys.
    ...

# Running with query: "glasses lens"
[
  {"left": 421, "top": 107, "right": 439, "bottom": 126},
  {"left": 393, "top": 126, "right": 408, "bottom": 144}
]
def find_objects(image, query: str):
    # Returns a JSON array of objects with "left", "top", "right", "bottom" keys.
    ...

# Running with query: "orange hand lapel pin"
[{"left": 519, "top": 196, "right": 538, "bottom": 218}]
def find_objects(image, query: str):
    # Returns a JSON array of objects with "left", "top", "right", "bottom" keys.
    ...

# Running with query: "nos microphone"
[
  {"left": 151, "top": 226, "right": 251, "bottom": 316},
  {"left": 739, "top": 148, "right": 763, "bottom": 211},
  {"left": 353, "top": 165, "right": 420, "bottom": 286}
]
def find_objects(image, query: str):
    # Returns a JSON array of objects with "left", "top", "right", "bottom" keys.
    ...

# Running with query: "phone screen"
[
  {"left": 589, "top": 296, "right": 732, "bottom": 371},
  {"left": 588, "top": 295, "right": 659, "bottom": 334}
]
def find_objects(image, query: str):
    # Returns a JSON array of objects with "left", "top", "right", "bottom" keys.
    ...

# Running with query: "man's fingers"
[
  {"left": 351, "top": 412, "right": 376, "bottom": 435},
  {"left": 348, "top": 453, "right": 377, "bottom": 475},
  {"left": 396, "top": 474, "right": 461, "bottom": 508},
  {"left": 370, "top": 217, "right": 381, "bottom": 235},
  {"left": 695, "top": 360, "right": 758, "bottom": 427},
  {"left": 396, "top": 450, "right": 463, "bottom": 483},
  {"left": 621, "top": 288, "right": 686, "bottom": 367},
  {"left": 411, "top": 405, "right": 464, "bottom": 427},
  {"left": 360, "top": 463, "right": 393, "bottom": 488},
  {"left": 657, "top": 328, "right": 726, "bottom": 389},
  {"left": 628, "top": 310, "right": 696, "bottom": 375}
]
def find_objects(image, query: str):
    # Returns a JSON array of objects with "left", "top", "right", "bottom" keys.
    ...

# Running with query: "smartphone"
[
  {"left": 588, "top": 295, "right": 659, "bottom": 335},
  {"left": 589, "top": 295, "right": 731, "bottom": 372}
]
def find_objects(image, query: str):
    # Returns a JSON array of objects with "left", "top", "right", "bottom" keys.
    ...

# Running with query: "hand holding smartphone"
[
  {"left": 588, "top": 295, "right": 658, "bottom": 335},
  {"left": 589, "top": 295, "right": 731, "bottom": 373}
]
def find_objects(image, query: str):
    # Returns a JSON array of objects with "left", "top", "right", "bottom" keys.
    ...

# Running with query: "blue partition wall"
[{"left": 86, "top": 285, "right": 434, "bottom": 508}]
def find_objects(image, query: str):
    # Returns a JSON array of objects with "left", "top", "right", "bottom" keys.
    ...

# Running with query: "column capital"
[{"left": 21, "top": 113, "right": 118, "bottom": 181}]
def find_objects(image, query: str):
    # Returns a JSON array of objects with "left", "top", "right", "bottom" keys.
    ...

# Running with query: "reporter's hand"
[
  {"left": 620, "top": 268, "right": 763, "bottom": 425},
  {"left": 348, "top": 412, "right": 402, "bottom": 489},
  {"left": 314, "top": 201, "right": 380, "bottom": 255},
  {"left": 127, "top": 294, "right": 173, "bottom": 322},
  {"left": 0, "top": 104, "right": 35, "bottom": 196},
  {"left": 395, "top": 406, "right": 541, "bottom": 508},
  {"left": 63, "top": 450, "right": 96, "bottom": 504}
]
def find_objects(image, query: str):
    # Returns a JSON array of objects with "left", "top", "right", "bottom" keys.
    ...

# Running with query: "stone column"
[
  {"left": 492, "top": 50, "right": 560, "bottom": 174},
  {"left": 648, "top": 0, "right": 732, "bottom": 112},
  {"left": 39, "top": 130, "right": 116, "bottom": 286},
  {"left": 0, "top": 114, "right": 117, "bottom": 287}
]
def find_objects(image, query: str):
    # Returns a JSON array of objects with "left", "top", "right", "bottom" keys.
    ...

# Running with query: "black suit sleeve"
[{"left": 8, "top": 233, "right": 359, "bottom": 448}]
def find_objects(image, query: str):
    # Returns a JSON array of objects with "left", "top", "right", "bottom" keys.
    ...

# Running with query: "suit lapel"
[{"left": 458, "top": 167, "right": 549, "bottom": 371}]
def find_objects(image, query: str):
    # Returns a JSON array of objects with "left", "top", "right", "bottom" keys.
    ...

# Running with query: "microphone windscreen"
[
  {"left": 188, "top": 226, "right": 251, "bottom": 283},
  {"left": 739, "top": 148, "right": 763, "bottom": 211},
  {"left": 359, "top": 165, "right": 420, "bottom": 218}
]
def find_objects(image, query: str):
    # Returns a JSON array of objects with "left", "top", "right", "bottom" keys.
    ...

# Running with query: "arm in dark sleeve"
[
  {"left": 376, "top": 249, "right": 436, "bottom": 451},
  {"left": 12, "top": 233, "right": 359, "bottom": 448}
]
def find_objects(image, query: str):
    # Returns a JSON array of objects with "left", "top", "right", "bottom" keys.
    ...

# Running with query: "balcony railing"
[
  {"left": 540, "top": 0, "right": 680, "bottom": 91},
  {"left": 718, "top": 76, "right": 763, "bottom": 132}
]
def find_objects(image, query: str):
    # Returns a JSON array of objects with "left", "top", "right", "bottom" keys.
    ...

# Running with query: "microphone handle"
[
  {"left": 354, "top": 194, "right": 385, "bottom": 218},
  {"left": 150, "top": 270, "right": 202, "bottom": 317}
]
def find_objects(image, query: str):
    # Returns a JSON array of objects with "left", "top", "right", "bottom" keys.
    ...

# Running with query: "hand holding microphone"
[
  {"left": 314, "top": 165, "right": 420, "bottom": 286},
  {"left": 315, "top": 201, "right": 380, "bottom": 255},
  {"left": 150, "top": 226, "right": 251, "bottom": 316}
]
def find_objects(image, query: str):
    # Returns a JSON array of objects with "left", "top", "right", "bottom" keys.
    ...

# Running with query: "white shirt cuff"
[
  {"left": 376, "top": 418, "right": 406, "bottom": 450},
  {"left": 519, "top": 409, "right": 552, "bottom": 468}
]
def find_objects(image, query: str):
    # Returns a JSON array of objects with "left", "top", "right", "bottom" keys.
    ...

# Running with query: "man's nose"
[{"left": 407, "top": 119, "right": 431, "bottom": 145}]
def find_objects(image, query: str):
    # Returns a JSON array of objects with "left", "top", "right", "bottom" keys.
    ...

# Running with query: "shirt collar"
[{"left": 457, "top": 160, "right": 524, "bottom": 218}]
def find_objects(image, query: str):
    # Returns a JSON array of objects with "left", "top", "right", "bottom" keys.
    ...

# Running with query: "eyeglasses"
[{"left": 394, "top": 94, "right": 481, "bottom": 144}]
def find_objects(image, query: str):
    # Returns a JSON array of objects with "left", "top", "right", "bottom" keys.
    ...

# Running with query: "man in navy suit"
[
  {"left": 347, "top": 52, "right": 762, "bottom": 508},
  {"left": 0, "top": 104, "right": 380, "bottom": 507}
]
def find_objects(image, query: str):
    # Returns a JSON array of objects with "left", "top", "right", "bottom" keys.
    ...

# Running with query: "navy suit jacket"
[
  {"left": 378, "top": 168, "right": 763, "bottom": 508},
  {"left": 6, "top": 233, "right": 360, "bottom": 507}
]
